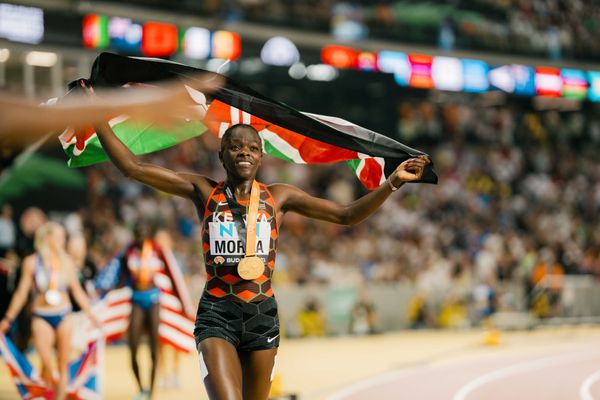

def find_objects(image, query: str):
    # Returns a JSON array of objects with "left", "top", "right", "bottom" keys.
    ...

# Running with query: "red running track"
[{"left": 329, "top": 339, "right": 600, "bottom": 400}]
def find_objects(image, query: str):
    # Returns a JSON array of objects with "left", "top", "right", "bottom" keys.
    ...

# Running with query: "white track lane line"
[
  {"left": 328, "top": 368, "right": 422, "bottom": 400},
  {"left": 453, "top": 351, "right": 600, "bottom": 400},
  {"left": 580, "top": 369, "right": 600, "bottom": 400}
]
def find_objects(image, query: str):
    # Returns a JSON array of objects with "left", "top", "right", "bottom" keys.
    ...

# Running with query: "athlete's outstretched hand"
[
  {"left": 390, "top": 155, "right": 430, "bottom": 185},
  {"left": 0, "top": 73, "right": 222, "bottom": 141}
]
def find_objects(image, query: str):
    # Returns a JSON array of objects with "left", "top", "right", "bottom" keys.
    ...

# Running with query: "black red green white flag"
[{"left": 63, "top": 52, "right": 437, "bottom": 189}]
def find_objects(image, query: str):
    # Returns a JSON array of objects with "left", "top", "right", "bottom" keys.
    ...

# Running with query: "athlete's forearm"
[
  {"left": 4, "top": 275, "right": 32, "bottom": 321},
  {"left": 342, "top": 179, "right": 402, "bottom": 225},
  {"left": 277, "top": 178, "right": 401, "bottom": 226},
  {"left": 94, "top": 121, "right": 142, "bottom": 177},
  {"left": 93, "top": 122, "right": 197, "bottom": 198}
]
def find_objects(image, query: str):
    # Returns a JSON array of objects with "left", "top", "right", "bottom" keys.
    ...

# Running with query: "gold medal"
[{"left": 237, "top": 256, "right": 265, "bottom": 280}]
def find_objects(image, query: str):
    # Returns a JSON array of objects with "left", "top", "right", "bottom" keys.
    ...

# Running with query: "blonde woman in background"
[{"left": 0, "top": 222, "right": 100, "bottom": 400}]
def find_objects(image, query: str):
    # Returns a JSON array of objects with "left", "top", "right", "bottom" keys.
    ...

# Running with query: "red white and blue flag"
[
  {"left": 0, "top": 333, "right": 103, "bottom": 400},
  {"left": 0, "top": 334, "right": 46, "bottom": 399},
  {"left": 94, "top": 246, "right": 196, "bottom": 353}
]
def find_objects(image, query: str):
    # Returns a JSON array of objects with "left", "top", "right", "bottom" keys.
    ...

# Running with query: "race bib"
[{"left": 209, "top": 221, "right": 270, "bottom": 256}]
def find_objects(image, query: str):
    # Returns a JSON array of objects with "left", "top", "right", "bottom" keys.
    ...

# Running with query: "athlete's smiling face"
[{"left": 219, "top": 125, "right": 263, "bottom": 180}]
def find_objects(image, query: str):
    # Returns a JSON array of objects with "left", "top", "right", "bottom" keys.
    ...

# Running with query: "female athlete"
[
  {"left": 91, "top": 97, "right": 429, "bottom": 399},
  {"left": 0, "top": 222, "right": 99, "bottom": 399}
]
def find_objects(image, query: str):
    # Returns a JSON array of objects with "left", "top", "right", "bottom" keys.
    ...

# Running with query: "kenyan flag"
[
  {"left": 205, "top": 100, "right": 389, "bottom": 189},
  {"left": 62, "top": 52, "right": 437, "bottom": 188},
  {"left": 59, "top": 116, "right": 206, "bottom": 168}
]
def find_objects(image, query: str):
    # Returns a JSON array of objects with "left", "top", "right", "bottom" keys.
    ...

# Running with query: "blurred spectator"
[
  {"left": 530, "top": 247, "right": 565, "bottom": 317},
  {"left": 406, "top": 293, "right": 428, "bottom": 329},
  {"left": 12, "top": 207, "right": 46, "bottom": 350},
  {"left": 0, "top": 204, "right": 16, "bottom": 257},
  {"left": 16, "top": 207, "right": 46, "bottom": 258},
  {"left": 438, "top": 295, "right": 468, "bottom": 329},
  {"left": 297, "top": 299, "right": 326, "bottom": 337},
  {"left": 67, "top": 234, "right": 97, "bottom": 307},
  {"left": 181, "top": 0, "right": 600, "bottom": 61},
  {"left": 0, "top": 251, "right": 18, "bottom": 325},
  {"left": 51, "top": 87, "right": 599, "bottom": 330},
  {"left": 349, "top": 288, "right": 377, "bottom": 335}
]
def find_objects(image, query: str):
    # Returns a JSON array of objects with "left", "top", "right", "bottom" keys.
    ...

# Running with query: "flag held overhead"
[{"left": 63, "top": 52, "right": 437, "bottom": 188}]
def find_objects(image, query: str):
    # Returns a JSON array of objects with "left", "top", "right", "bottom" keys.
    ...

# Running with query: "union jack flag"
[{"left": 0, "top": 334, "right": 103, "bottom": 399}]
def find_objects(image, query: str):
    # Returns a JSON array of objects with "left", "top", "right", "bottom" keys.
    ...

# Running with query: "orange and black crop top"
[{"left": 201, "top": 181, "right": 278, "bottom": 302}]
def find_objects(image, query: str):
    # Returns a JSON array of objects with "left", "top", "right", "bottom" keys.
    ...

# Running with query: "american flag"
[{"left": 94, "top": 246, "right": 196, "bottom": 353}]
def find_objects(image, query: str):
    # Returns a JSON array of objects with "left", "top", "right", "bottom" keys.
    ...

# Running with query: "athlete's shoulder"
[
  {"left": 22, "top": 254, "right": 37, "bottom": 272},
  {"left": 266, "top": 183, "right": 306, "bottom": 208},
  {"left": 267, "top": 182, "right": 295, "bottom": 196},
  {"left": 176, "top": 172, "right": 218, "bottom": 189}
]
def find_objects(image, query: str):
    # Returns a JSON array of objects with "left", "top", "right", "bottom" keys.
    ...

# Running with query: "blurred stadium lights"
[
  {"left": 0, "top": 48, "right": 9, "bottom": 62},
  {"left": 306, "top": 64, "right": 338, "bottom": 82},
  {"left": 488, "top": 65, "right": 515, "bottom": 93},
  {"left": 288, "top": 62, "right": 307, "bottom": 80},
  {"left": 141, "top": 21, "right": 178, "bottom": 57},
  {"left": 561, "top": 69, "right": 589, "bottom": 101},
  {"left": 211, "top": 30, "right": 241, "bottom": 61},
  {"left": 260, "top": 36, "right": 300, "bottom": 67},
  {"left": 25, "top": 50, "right": 57, "bottom": 67},
  {"left": 431, "top": 56, "right": 463, "bottom": 92},
  {"left": 82, "top": 13, "right": 109, "bottom": 49},
  {"left": 0, "top": 2, "right": 44, "bottom": 44},
  {"left": 588, "top": 72, "right": 600, "bottom": 102},
  {"left": 108, "top": 16, "right": 143, "bottom": 54},
  {"left": 183, "top": 27, "right": 210, "bottom": 60},
  {"left": 321, "top": 45, "right": 358, "bottom": 69},
  {"left": 321, "top": 44, "right": 600, "bottom": 102},
  {"left": 0, "top": 2, "right": 599, "bottom": 106}
]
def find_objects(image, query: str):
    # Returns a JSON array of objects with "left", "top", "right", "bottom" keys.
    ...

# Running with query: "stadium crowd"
[
  {"left": 204, "top": 0, "right": 600, "bottom": 60},
  {"left": 1, "top": 94, "right": 600, "bottom": 330}
]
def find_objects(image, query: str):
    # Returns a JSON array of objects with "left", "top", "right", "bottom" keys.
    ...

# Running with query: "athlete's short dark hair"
[{"left": 220, "top": 124, "right": 262, "bottom": 151}]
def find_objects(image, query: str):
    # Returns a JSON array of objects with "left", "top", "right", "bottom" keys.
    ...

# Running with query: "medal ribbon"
[
  {"left": 48, "top": 253, "right": 60, "bottom": 292},
  {"left": 245, "top": 181, "right": 260, "bottom": 257},
  {"left": 224, "top": 181, "right": 260, "bottom": 256}
]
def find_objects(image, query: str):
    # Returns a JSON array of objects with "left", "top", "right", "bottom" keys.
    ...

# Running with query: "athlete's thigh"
[
  {"left": 240, "top": 348, "right": 278, "bottom": 400},
  {"left": 55, "top": 315, "right": 74, "bottom": 372},
  {"left": 146, "top": 303, "right": 160, "bottom": 351},
  {"left": 31, "top": 317, "right": 56, "bottom": 367},
  {"left": 129, "top": 305, "right": 145, "bottom": 347},
  {"left": 199, "top": 337, "right": 243, "bottom": 400}
]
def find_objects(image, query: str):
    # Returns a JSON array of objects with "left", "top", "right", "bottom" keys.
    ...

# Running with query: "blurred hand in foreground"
[{"left": 0, "top": 73, "right": 223, "bottom": 141}]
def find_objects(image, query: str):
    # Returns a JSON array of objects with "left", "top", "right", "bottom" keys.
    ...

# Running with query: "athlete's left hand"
[{"left": 391, "top": 155, "right": 430, "bottom": 185}]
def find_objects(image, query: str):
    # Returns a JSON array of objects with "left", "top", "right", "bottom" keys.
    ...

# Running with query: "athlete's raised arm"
[
  {"left": 0, "top": 75, "right": 221, "bottom": 140},
  {"left": 93, "top": 120, "right": 215, "bottom": 199},
  {"left": 270, "top": 156, "right": 429, "bottom": 226},
  {"left": 0, "top": 255, "right": 34, "bottom": 334}
]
